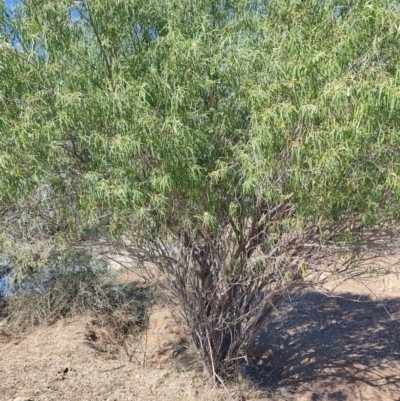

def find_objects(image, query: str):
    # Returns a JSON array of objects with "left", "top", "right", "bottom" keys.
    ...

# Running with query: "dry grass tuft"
[{"left": 0, "top": 263, "right": 152, "bottom": 347}]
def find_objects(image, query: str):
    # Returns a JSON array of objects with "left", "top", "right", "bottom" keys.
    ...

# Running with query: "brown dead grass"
[
  {"left": 1, "top": 264, "right": 400, "bottom": 401},
  {"left": 0, "top": 268, "right": 265, "bottom": 401},
  {"left": 0, "top": 315, "right": 264, "bottom": 401}
]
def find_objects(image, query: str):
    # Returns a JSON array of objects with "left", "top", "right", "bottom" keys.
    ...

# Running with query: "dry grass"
[
  {"left": 1, "top": 252, "right": 400, "bottom": 401},
  {"left": 1, "top": 268, "right": 400, "bottom": 401},
  {"left": 0, "top": 263, "right": 152, "bottom": 351},
  {"left": 0, "top": 295, "right": 265, "bottom": 401},
  {"left": 0, "top": 320, "right": 264, "bottom": 401}
]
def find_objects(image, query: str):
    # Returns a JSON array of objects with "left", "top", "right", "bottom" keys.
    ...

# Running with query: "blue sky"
[{"left": 4, "top": 0, "right": 17, "bottom": 10}]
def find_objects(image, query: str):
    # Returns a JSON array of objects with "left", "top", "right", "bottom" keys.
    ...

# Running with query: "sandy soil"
[
  {"left": 1, "top": 269, "right": 400, "bottom": 401},
  {"left": 250, "top": 280, "right": 400, "bottom": 401}
]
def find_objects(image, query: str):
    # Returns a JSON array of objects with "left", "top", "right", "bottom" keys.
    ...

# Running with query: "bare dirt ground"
[
  {"left": 1, "top": 269, "right": 400, "bottom": 401},
  {"left": 250, "top": 276, "right": 400, "bottom": 401}
]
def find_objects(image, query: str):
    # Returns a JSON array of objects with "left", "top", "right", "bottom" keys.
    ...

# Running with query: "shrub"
[{"left": 3, "top": 256, "right": 152, "bottom": 345}]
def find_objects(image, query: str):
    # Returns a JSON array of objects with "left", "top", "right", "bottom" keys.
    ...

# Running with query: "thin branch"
[{"left": 79, "top": 3, "right": 113, "bottom": 84}]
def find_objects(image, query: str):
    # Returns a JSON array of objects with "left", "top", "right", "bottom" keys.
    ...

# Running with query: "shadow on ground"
[{"left": 247, "top": 291, "right": 400, "bottom": 400}]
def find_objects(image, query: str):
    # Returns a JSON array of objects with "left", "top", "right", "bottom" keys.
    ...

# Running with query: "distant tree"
[{"left": 1, "top": 0, "right": 400, "bottom": 381}]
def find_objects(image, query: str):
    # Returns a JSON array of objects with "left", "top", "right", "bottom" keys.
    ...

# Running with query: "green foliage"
[{"left": 1, "top": 0, "right": 400, "bottom": 245}]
